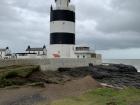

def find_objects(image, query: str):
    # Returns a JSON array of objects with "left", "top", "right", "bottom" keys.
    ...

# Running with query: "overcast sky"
[{"left": 0, "top": 0, "right": 140, "bottom": 59}]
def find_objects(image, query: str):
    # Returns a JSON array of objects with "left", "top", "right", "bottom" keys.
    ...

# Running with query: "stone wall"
[{"left": 0, "top": 58, "right": 102, "bottom": 71}]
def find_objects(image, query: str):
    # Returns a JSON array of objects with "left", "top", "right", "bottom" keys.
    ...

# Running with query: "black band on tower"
[
  {"left": 51, "top": 10, "right": 75, "bottom": 22},
  {"left": 50, "top": 33, "right": 75, "bottom": 44}
]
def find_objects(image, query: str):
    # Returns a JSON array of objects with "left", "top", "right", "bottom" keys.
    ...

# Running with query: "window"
[
  {"left": 83, "top": 55, "right": 85, "bottom": 58},
  {"left": 18, "top": 53, "right": 27, "bottom": 56},
  {"left": 77, "top": 55, "right": 79, "bottom": 58},
  {"left": 76, "top": 47, "right": 90, "bottom": 51},
  {"left": 43, "top": 51, "right": 45, "bottom": 55},
  {"left": 38, "top": 51, "right": 40, "bottom": 55},
  {"left": 91, "top": 54, "right": 96, "bottom": 58}
]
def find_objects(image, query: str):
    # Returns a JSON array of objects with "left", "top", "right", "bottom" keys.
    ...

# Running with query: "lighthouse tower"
[
  {"left": 48, "top": 0, "right": 76, "bottom": 58},
  {"left": 47, "top": 0, "right": 101, "bottom": 60}
]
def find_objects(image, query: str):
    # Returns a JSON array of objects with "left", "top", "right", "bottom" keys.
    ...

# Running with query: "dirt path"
[
  {"left": 0, "top": 76, "right": 101, "bottom": 105},
  {"left": 0, "top": 87, "right": 46, "bottom": 105}
]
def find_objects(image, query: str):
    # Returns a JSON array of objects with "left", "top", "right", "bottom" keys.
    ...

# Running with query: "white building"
[
  {"left": 74, "top": 45, "right": 95, "bottom": 59},
  {"left": 15, "top": 45, "right": 47, "bottom": 59},
  {"left": 0, "top": 47, "right": 11, "bottom": 59},
  {"left": 25, "top": 45, "right": 47, "bottom": 56}
]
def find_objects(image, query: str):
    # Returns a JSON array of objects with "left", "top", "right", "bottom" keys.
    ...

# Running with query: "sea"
[{"left": 103, "top": 59, "right": 140, "bottom": 72}]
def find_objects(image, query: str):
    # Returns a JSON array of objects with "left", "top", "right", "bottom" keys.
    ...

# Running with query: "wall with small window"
[
  {"left": 26, "top": 51, "right": 46, "bottom": 56},
  {"left": 0, "top": 51, "right": 6, "bottom": 59},
  {"left": 76, "top": 54, "right": 91, "bottom": 59},
  {"left": 75, "top": 47, "right": 90, "bottom": 51}
]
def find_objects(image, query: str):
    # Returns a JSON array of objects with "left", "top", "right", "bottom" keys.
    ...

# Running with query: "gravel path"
[
  {"left": 0, "top": 76, "right": 100, "bottom": 105},
  {"left": 0, "top": 87, "right": 47, "bottom": 105}
]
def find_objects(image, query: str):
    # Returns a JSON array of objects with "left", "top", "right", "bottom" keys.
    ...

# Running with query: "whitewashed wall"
[{"left": 0, "top": 58, "right": 102, "bottom": 71}]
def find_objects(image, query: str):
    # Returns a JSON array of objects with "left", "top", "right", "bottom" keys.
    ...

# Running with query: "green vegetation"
[
  {"left": 51, "top": 88, "right": 140, "bottom": 105},
  {"left": 0, "top": 65, "right": 40, "bottom": 88}
]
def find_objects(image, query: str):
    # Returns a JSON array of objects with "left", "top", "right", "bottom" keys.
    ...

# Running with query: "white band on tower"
[{"left": 50, "top": 0, "right": 75, "bottom": 44}]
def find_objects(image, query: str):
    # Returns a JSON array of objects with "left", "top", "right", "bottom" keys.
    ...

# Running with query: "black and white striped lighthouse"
[
  {"left": 48, "top": 0, "right": 101, "bottom": 59},
  {"left": 48, "top": 0, "right": 76, "bottom": 58},
  {"left": 50, "top": 0, "right": 75, "bottom": 45}
]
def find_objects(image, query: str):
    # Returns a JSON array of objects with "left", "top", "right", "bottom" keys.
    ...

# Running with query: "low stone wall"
[{"left": 0, "top": 58, "right": 102, "bottom": 71}]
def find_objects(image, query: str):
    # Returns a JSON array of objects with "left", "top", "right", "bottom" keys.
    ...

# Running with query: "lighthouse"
[
  {"left": 48, "top": 0, "right": 102, "bottom": 60},
  {"left": 48, "top": 0, "right": 76, "bottom": 58}
]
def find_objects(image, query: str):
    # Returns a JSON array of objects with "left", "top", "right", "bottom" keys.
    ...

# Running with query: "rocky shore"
[
  {"left": 0, "top": 64, "right": 139, "bottom": 105},
  {"left": 55, "top": 63, "right": 140, "bottom": 88},
  {"left": 27, "top": 63, "right": 140, "bottom": 88},
  {"left": 92, "top": 64, "right": 140, "bottom": 88},
  {"left": 0, "top": 63, "right": 139, "bottom": 88}
]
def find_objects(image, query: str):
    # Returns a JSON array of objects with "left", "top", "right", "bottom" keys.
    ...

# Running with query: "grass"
[
  {"left": 50, "top": 88, "right": 140, "bottom": 105},
  {"left": 0, "top": 65, "right": 40, "bottom": 88}
]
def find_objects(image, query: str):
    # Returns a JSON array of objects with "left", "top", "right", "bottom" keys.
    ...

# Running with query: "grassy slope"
[
  {"left": 51, "top": 88, "right": 140, "bottom": 105},
  {"left": 0, "top": 65, "right": 40, "bottom": 87}
]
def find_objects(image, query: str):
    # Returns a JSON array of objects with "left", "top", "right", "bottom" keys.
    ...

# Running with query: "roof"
[
  {"left": 74, "top": 51, "right": 95, "bottom": 54},
  {"left": 26, "top": 48, "right": 44, "bottom": 51},
  {"left": 5, "top": 54, "right": 12, "bottom": 56},
  {"left": 74, "top": 44, "right": 90, "bottom": 48},
  {"left": 0, "top": 47, "right": 9, "bottom": 51},
  {"left": 0, "top": 49, "right": 6, "bottom": 51},
  {"left": 16, "top": 53, "right": 37, "bottom": 54}
]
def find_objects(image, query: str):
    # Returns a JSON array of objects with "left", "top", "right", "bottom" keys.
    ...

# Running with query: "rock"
[
  {"left": 58, "top": 67, "right": 92, "bottom": 77},
  {"left": 94, "top": 64, "right": 138, "bottom": 73},
  {"left": 110, "top": 64, "right": 138, "bottom": 73},
  {"left": 58, "top": 64, "right": 140, "bottom": 88},
  {"left": 90, "top": 64, "right": 140, "bottom": 88},
  {"left": 89, "top": 67, "right": 111, "bottom": 79}
]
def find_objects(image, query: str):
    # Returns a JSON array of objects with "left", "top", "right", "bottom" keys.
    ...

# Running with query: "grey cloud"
[
  {"left": 95, "top": 0, "right": 140, "bottom": 33},
  {"left": 11, "top": 0, "right": 52, "bottom": 14},
  {"left": 0, "top": 0, "right": 50, "bottom": 52},
  {"left": 0, "top": 0, "right": 140, "bottom": 52},
  {"left": 74, "top": 0, "right": 140, "bottom": 50},
  {"left": 77, "top": 23, "right": 140, "bottom": 50},
  {"left": 111, "top": 0, "right": 140, "bottom": 12},
  {"left": 0, "top": 0, "right": 20, "bottom": 22}
]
